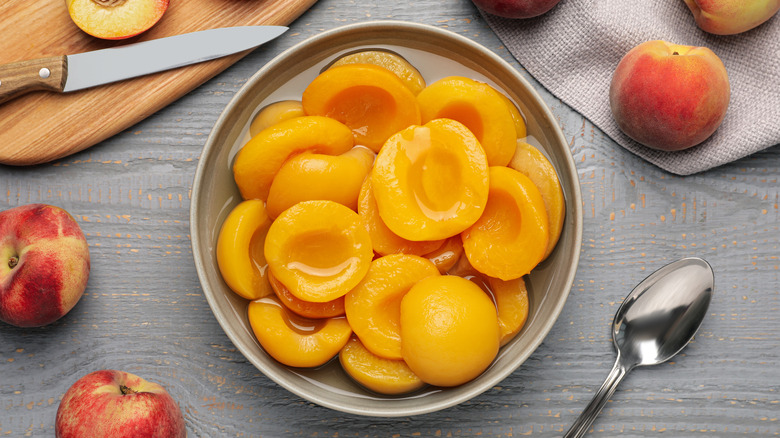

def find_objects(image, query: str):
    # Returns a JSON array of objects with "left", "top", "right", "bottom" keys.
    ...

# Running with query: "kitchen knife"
[{"left": 0, "top": 25, "right": 288, "bottom": 105}]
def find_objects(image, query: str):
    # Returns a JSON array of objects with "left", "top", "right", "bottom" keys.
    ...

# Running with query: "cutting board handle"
[{"left": 0, "top": 56, "right": 67, "bottom": 104}]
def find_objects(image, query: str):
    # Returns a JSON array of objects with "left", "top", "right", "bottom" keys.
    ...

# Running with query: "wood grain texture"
[
  {"left": 0, "top": 56, "right": 67, "bottom": 104},
  {"left": 1, "top": 0, "right": 779, "bottom": 437},
  {"left": 0, "top": 0, "right": 316, "bottom": 166}
]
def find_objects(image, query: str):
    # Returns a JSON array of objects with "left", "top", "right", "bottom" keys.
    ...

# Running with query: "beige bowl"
[{"left": 191, "top": 20, "right": 582, "bottom": 417}]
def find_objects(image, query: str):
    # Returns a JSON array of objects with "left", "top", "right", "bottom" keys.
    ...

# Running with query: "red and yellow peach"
[{"left": 609, "top": 40, "right": 730, "bottom": 152}]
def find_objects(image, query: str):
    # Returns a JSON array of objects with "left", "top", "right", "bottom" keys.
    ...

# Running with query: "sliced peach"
[
  {"left": 462, "top": 166, "right": 549, "bottom": 280},
  {"left": 400, "top": 275, "right": 500, "bottom": 387},
  {"left": 345, "top": 254, "right": 440, "bottom": 360},
  {"left": 327, "top": 50, "right": 426, "bottom": 95},
  {"left": 371, "top": 118, "right": 489, "bottom": 241},
  {"left": 417, "top": 76, "right": 517, "bottom": 166},
  {"left": 268, "top": 271, "right": 345, "bottom": 319},
  {"left": 66, "top": 0, "right": 168, "bottom": 40},
  {"left": 249, "top": 100, "right": 305, "bottom": 137},
  {"left": 233, "top": 116, "right": 354, "bottom": 201},
  {"left": 485, "top": 276, "right": 530, "bottom": 347},
  {"left": 266, "top": 146, "right": 375, "bottom": 218},
  {"left": 339, "top": 335, "right": 425, "bottom": 395},
  {"left": 265, "top": 200, "right": 373, "bottom": 303},
  {"left": 422, "top": 236, "right": 464, "bottom": 274},
  {"left": 509, "top": 141, "right": 565, "bottom": 260},
  {"left": 248, "top": 296, "right": 351, "bottom": 368},
  {"left": 357, "top": 178, "right": 444, "bottom": 256},
  {"left": 216, "top": 200, "right": 273, "bottom": 301},
  {"left": 302, "top": 64, "right": 421, "bottom": 152}
]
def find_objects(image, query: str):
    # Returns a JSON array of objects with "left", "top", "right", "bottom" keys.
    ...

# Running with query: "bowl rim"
[{"left": 191, "top": 19, "right": 583, "bottom": 417}]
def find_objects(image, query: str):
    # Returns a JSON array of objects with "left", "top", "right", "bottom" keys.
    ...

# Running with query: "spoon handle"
[{"left": 564, "top": 356, "right": 633, "bottom": 438}]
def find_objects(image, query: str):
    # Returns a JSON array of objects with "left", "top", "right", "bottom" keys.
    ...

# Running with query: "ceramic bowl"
[{"left": 191, "top": 20, "right": 582, "bottom": 417}]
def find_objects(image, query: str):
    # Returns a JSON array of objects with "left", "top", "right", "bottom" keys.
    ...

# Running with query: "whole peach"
[
  {"left": 56, "top": 370, "right": 186, "bottom": 438},
  {"left": 683, "top": 0, "right": 780, "bottom": 35},
  {"left": 609, "top": 40, "right": 730, "bottom": 152},
  {"left": 0, "top": 204, "right": 90, "bottom": 327},
  {"left": 470, "top": 0, "right": 561, "bottom": 18}
]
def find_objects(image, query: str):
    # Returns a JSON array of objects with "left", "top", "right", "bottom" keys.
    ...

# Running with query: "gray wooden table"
[{"left": 2, "top": 1, "right": 779, "bottom": 436}]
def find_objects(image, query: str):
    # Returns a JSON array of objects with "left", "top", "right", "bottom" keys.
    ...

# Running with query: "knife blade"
[{"left": 0, "top": 25, "right": 288, "bottom": 105}]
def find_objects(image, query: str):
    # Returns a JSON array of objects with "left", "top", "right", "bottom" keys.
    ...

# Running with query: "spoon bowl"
[{"left": 565, "top": 257, "right": 714, "bottom": 437}]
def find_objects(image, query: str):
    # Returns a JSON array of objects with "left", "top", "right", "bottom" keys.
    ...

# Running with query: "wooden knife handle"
[{"left": 0, "top": 56, "right": 67, "bottom": 104}]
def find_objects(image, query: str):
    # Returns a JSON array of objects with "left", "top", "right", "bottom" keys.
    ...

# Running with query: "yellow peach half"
[
  {"left": 441, "top": 268, "right": 529, "bottom": 346},
  {"left": 268, "top": 271, "right": 345, "bottom": 319},
  {"left": 302, "top": 63, "right": 421, "bottom": 152},
  {"left": 233, "top": 116, "right": 354, "bottom": 201},
  {"left": 446, "top": 250, "right": 482, "bottom": 278},
  {"left": 327, "top": 49, "right": 427, "bottom": 95},
  {"left": 357, "top": 178, "right": 445, "bottom": 256},
  {"left": 345, "top": 254, "right": 440, "bottom": 360},
  {"left": 248, "top": 296, "right": 351, "bottom": 368},
  {"left": 509, "top": 141, "right": 565, "bottom": 260},
  {"left": 371, "top": 118, "right": 489, "bottom": 242},
  {"left": 422, "top": 236, "right": 464, "bottom": 274},
  {"left": 462, "top": 166, "right": 549, "bottom": 280},
  {"left": 216, "top": 200, "right": 274, "bottom": 301},
  {"left": 266, "top": 146, "right": 375, "bottom": 218},
  {"left": 400, "top": 275, "right": 500, "bottom": 387},
  {"left": 249, "top": 100, "right": 305, "bottom": 137},
  {"left": 486, "top": 275, "right": 530, "bottom": 347},
  {"left": 339, "top": 335, "right": 425, "bottom": 395},
  {"left": 417, "top": 76, "right": 517, "bottom": 166},
  {"left": 264, "top": 200, "right": 373, "bottom": 303},
  {"left": 498, "top": 92, "right": 527, "bottom": 139}
]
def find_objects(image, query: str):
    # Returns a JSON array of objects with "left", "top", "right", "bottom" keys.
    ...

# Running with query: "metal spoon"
[{"left": 564, "top": 257, "right": 714, "bottom": 438}]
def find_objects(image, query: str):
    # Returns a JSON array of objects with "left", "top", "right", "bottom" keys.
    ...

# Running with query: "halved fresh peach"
[
  {"left": 266, "top": 146, "right": 375, "bottom": 218},
  {"left": 265, "top": 200, "right": 373, "bottom": 303},
  {"left": 462, "top": 166, "right": 549, "bottom": 280},
  {"left": 233, "top": 116, "right": 354, "bottom": 201},
  {"left": 302, "top": 64, "right": 421, "bottom": 152},
  {"left": 216, "top": 200, "right": 273, "bottom": 301},
  {"left": 371, "top": 118, "right": 489, "bottom": 241},
  {"left": 344, "top": 254, "right": 440, "bottom": 360},
  {"left": 417, "top": 76, "right": 517, "bottom": 166},
  {"left": 248, "top": 296, "right": 351, "bottom": 368},
  {"left": 485, "top": 276, "right": 530, "bottom": 346},
  {"left": 249, "top": 100, "right": 305, "bottom": 137},
  {"left": 509, "top": 141, "right": 565, "bottom": 260},
  {"left": 327, "top": 49, "right": 427, "bottom": 95},
  {"left": 357, "top": 178, "right": 444, "bottom": 256},
  {"left": 268, "top": 270, "right": 345, "bottom": 319},
  {"left": 66, "top": 0, "right": 168, "bottom": 40},
  {"left": 339, "top": 335, "right": 425, "bottom": 395}
]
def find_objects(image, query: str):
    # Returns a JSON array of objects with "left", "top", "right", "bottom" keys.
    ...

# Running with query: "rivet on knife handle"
[{"left": 0, "top": 56, "right": 68, "bottom": 105}]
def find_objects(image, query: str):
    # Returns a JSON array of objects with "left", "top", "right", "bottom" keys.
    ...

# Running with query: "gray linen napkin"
[{"left": 480, "top": 0, "right": 780, "bottom": 175}]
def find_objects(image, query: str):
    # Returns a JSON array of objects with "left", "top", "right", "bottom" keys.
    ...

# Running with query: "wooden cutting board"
[{"left": 0, "top": 0, "right": 317, "bottom": 166}]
